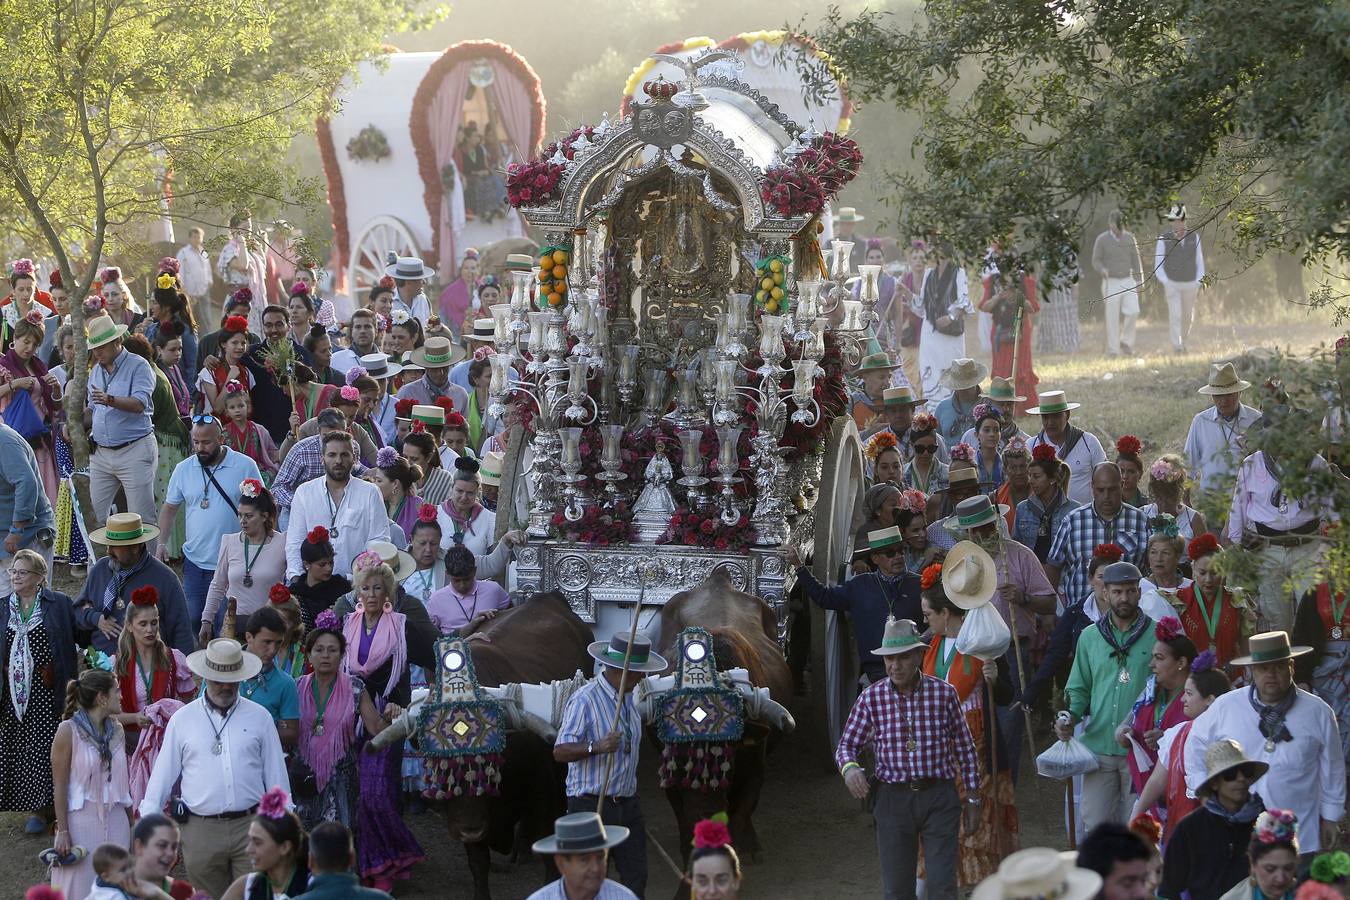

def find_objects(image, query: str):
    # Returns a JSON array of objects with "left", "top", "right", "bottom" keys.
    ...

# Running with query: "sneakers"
[
  {"left": 39, "top": 846, "right": 87, "bottom": 867},
  {"left": 24, "top": 815, "right": 47, "bottom": 835}
]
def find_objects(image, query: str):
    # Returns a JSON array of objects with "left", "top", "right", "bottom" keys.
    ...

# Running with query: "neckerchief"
[
  {"left": 1096, "top": 611, "right": 1148, "bottom": 666},
  {"left": 73, "top": 707, "right": 115, "bottom": 778},
  {"left": 102, "top": 552, "right": 151, "bottom": 616},
  {"left": 1260, "top": 452, "right": 1299, "bottom": 513},
  {"left": 1203, "top": 792, "right": 1265, "bottom": 824},
  {"left": 1248, "top": 685, "right": 1296, "bottom": 746},
  {"left": 6, "top": 592, "right": 42, "bottom": 721},
  {"left": 441, "top": 500, "right": 483, "bottom": 544}
]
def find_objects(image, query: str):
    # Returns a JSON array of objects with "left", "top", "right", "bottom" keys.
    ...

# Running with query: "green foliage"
[{"left": 808, "top": 0, "right": 1350, "bottom": 302}]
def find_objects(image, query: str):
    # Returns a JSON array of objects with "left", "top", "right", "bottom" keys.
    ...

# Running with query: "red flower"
[
  {"left": 395, "top": 398, "right": 415, "bottom": 417},
  {"left": 223, "top": 315, "right": 249, "bottom": 334},
  {"left": 1154, "top": 616, "right": 1183, "bottom": 642},
  {"left": 433, "top": 397, "right": 457, "bottom": 413},
  {"left": 700, "top": 519, "right": 716, "bottom": 535},
  {"left": 130, "top": 586, "right": 158, "bottom": 607},
  {"left": 550, "top": 513, "right": 566, "bottom": 527},
  {"left": 269, "top": 583, "right": 291, "bottom": 605},
  {"left": 1187, "top": 533, "right": 1220, "bottom": 560},
  {"left": 684, "top": 533, "right": 699, "bottom": 546},
  {"left": 1093, "top": 543, "right": 1125, "bottom": 562},
  {"left": 419, "top": 503, "right": 438, "bottom": 523},
  {"left": 1116, "top": 434, "right": 1142, "bottom": 456},
  {"left": 713, "top": 537, "right": 729, "bottom": 550},
  {"left": 411, "top": 420, "right": 426, "bottom": 434},
  {"left": 693, "top": 818, "right": 732, "bottom": 850},
  {"left": 306, "top": 526, "right": 329, "bottom": 544},
  {"left": 920, "top": 563, "right": 943, "bottom": 591},
  {"left": 1032, "top": 444, "right": 1058, "bottom": 462},
  {"left": 670, "top": 514, "right": 684, "bottom": 528}
]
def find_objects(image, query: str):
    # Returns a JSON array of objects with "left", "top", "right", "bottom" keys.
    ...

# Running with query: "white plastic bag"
[
  {"left": 1036, "top": 736, "right": 1100, "bottom": 780},
  {"left": 954, "top": 602, "right": 1011, "bottom": 660}
]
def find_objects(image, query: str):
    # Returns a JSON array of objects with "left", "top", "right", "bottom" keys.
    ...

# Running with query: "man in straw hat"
[
  {"left": 1076, "top": 823, "right": 1155, "bottom": 900},
  {"left": 139, "top": 638, "right": 289, "bottom": 898},
  {"left": 1045, "top": 463, "right": 1150, "bottom": 610},
  {"left": 554, "top": 632, "right": 668, "bottom": 897},
  {"left": 927, "top": 467, "right": 987, "bottom": 552},
  {"left": 863, "top": 383, "right": 952, "bottom": 465},
  {"left": 831, "top": 206, "right": 869, "bottom": 270},
  {"left": 1185, "top": 362, "right": 1262, "bottom": 494},
  {"left": 1185, "top": 630, "right": 1345, "bottom": 854},
  {"left": 1154, "top": 203, "right": 1204, "bottom": 353},
  {"left": 790, "top": 526, "right": 923, "bottom": 685},
  {"left": 1026, "top": 389, "right": 1108, "bottom": 505},
  {"left": 449, "top": 317, "right": 505, "bottom": 393},
  {"left": 945, "top": 497, "right": 1056, "bottom": 780},
  {"left": 836, "top": 616, "right": 982, "bottom": 900},
  {"left": 526, "top": 811, "right": 637, "bottom": 900},
  {"left": 851, "top": 349, "right": 903, "bottom": 432},
  {"left": 385, "top": 255, "right": 434, "bottom": 326},
  {"left": 83, "top": 310, "right": 160, "bottom": 551},
  {"left": 1054, "top": 561, "right": 1158, "bottom": 833},
  {"left": 397, "top": 334, "right": 469, "bottom": 413},
  {"left": 356, "top": 351, "right": 402, "bottom": 442},
  {"left": 1159, "top": 739, "right": 1268, "bottom": 900},
  {"left": 73, "top": 512, "right": 193, "bottom": 655},
  {"left": 975, "top": 848, "right": 1101, "bottom": 900},
  {"left": 933, "top": 357, "right": 988, "bottom": 444}
]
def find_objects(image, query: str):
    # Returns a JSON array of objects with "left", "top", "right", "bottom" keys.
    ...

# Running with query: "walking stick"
[
  {"left": 1009, "top": 293, "right": 1025, "bottom": 400},
  {"left": 994, "top": 543, "right": 1038, "bottom": 764},
  {"left": 1066, "top": 779, "right": 1077, "bottom": 850},
  {"left": 594, "top": 569, "right": 652, "bottom": 815}
]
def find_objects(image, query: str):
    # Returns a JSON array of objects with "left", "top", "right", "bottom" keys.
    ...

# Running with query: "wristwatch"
[{"left": 587, "top": 740, "right": 594, "bottom": 756}]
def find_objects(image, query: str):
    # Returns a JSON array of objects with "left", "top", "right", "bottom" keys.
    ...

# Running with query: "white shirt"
[
  {"left": 1027, "top": 428, "right": 1108, "bottom": 505},
  {"left": 1185, "top": 686, "right": 1346, "bottom": 852},
  {"left": 1185, "top": 404, "right": 1262, "bottom": 494},
  {"left": 1226, "top": 451, "right": 1335, "bottom": 543},
  {"left": 437, "top": 503, "right": 496, "bottom": 556},
  {"left": 285, "top": 476, "right": 390, "bottom": 578},
  {"left": 139, "top": 696, "right": 290, "bottom": 817},
  {"left": 175, "top": 244, "right": 213, "bottom": 299},
  {"left": 525, "top": 878, "right": 637, "bottom": 900},
  {"left": 393, "top": 291, "right": 431, "bottom": 327}
]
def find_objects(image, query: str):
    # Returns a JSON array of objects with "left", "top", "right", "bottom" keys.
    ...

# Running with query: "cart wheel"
[{"left": 348, "top": 215, "right": 419, "bottom": 297}]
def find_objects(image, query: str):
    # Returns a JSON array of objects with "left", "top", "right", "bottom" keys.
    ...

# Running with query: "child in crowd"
[
  {"left": 153, "top": 324, "right": 193, "bottom": 418},
  {"left": 222, "top": 380, "right": 281, "bottom": 481}
]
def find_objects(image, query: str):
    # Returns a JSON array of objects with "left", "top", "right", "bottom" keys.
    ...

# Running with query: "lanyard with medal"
[
  {"left": 413, "top": 568, "right": 435, "bottom": 602},
  {"left": 325, "top": 485, "right": 346, "bottom": 538},
  {"left": 203, "top": 700, "right": 239, "bottom": 756},
  {"left": 241, "top": 536, "right": 266, "bottom": 588},
  {"left": 1331, "top": 590, "right": 1349, "bottom": 641},
  {"left": 311, "top": 677, "right": 336, "bottom": 736},
  {"left": 198, "top": 460, "right": 221, "bottom": 510}
]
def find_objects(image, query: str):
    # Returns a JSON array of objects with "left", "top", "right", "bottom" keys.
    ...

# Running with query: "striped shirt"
[
  {"left": 526, "top": 878, "right": 637, "bottom": 899},
  {"left": 835, "top": 672, "right": 982, "bottom": 790},
  {"left": 557, "top": 674, "right": 642, "bottom": 799},
  {"left": 1046, "top": 502, "right": 1150, "bottom": 608}
]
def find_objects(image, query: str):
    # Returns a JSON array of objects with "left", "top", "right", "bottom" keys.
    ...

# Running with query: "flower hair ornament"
[
  {"left": 949, "top": 442, "right": 976, "bottom": 463},
  {"left": 83, "top": 295, "right": 106, "bottom": 314},
  {"left": 1115, "top": 434, "right": 1142, "bottom": 456},
  {"left": 157, "top": 272, "right": 176, "bottom": 290},
  {"left": 1002, "top": 435, "right": 1029, "bottom": 458},
  {"left": 23, "top": 307, "right": 44, "bottom": 326},
  {"left": 378, "top": 274, "right": 396, "bottom": 290},
  {"left": 223, "top": 314, "right": 249, "bottom": 334},
  {"left": 1190, "top": 649, "right": 1219, "bottom": 673},
  {"left": 433, "top": 396, "right": 458, "bottom": 414},
  {"left": 863, "top": 429, "right": 899, "bottom": 461},
  {"left": 224, "top": 379, "right": 247, "bottom": 395},
  {"left": 289, "top": 281, "right": 311, "bottom": 298},
  {"left": 375, "top": 313, "right": 390, "bottom": 333},
  {"left": 306, "top": 525, "right": 330, "bottom": 544},
  {"left": 1154, "top": 616, "right": 1183, "bottom": 642},
  {"left": 920, "top": 562, "right": 943, "bottom": 591},
  {"left": 1187, "top": 532, "right": 1220, "bottom": 560},
  {"left": 344, "top": 365, "right": 367, "bottom": 385},
  {"left": 972, "top": 402, "right": 1002, "bottom": 422},
  {"left": 472, "top": 345, "right": 493, "bottom": 361},
  {"left": 418, "top": 503, "right": 438, "bottom": 523},
  {"left": 1254, "top": 808, "right": 1298, "bottom": 845},
  {"left": 395, "top": 398, "right": 415, "bottom": 418},
  {"left": 911, "top": 411, "right": 938, "bottom": 434},
  {"left": 1150, "top": 458, "right": 1184, "bottom": 483},
  {"left": 230, "top": 286, "right": 253, "bottom": 305},
  {"left": 1148, "top": 513, "right": 1180, "bottom": 538},
  {"left": 25, "top": 887, "right": 65, "bottom": 900},
  {"left": 390, "top": 308, "right": 410, "bottom": 326},
  {"left": 158, "top": 256, "right": 180, "bottom": 276},
  {"left": 258, "top": 786, "right": 290, "bottom": 819},
  {"left": 410, "top": 419, "right": 427, "bottom": 434},
  {"left": 158, "top": 319, "right": 182, "bottom": 338},
  {"left": 1093, "top": 543, "right": 1125, "bottom": 562},
  {"left": 314, "top": 609, "right": 340, "bottom": 631},
  {"left": 1309, "top": 851, "right": 1350, "bottom": 885},
  {"left": 239, "top": 478, "right": 263, "bottom": 499},
  {"left": 47, "top": 270, "right": 61, "bottom": 289},
  {"left": 130, "top": 585, "right": 159, "bottom": 607},
  {"left": 338, "top": 385, "right": 360, "bottom": 403},
  {"left": 376, "top": 446, "right": 399, "bottom": 468},
  {"left": 692, "top": 815, "right": 732, "bottom": 850},
  {"left": 268, "top": 583, "right": 291, "bottom": 606},
  {"left": 100, "top": 266, "right": 122, "bottom": 283},
  {"left": 897, "top": 488, "right": 928, "bottom": 514},
  {"left": 352, "top": 549, "right": 383, "bottom": 573},
  {"left": 1031, "top": 443, "right": 1058, "bottom": 462},
  {"left": 8, "top": 258, "right": 34, "bottom": 278},
  {"left": 444, "top": 410, "right": 467, "bottom": 428}
]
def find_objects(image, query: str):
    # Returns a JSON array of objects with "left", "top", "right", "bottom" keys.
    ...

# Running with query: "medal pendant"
[
  {"left": 200, "top": 499, "right": 210, "bottom": 510},
  {"left": 313, "top": 722, "right": 324, "bottom": 736},
  {"left": 906, "top": 739, "right": 917, "bottom": 752},
  {"left": 1118, "top": 669, "right": 1131, "bottom": 684},
  {"left": 212, "top": 740, "right": 223, "bottom": 756},
  {"left": 242, "top": 575, "right": 253, "bottom": 588},
  {"left": 330, "top": 527, "right": 339, "bottom": 538},
  {"left": 115, "top": 599, "right": 124, "bottom": 611},
  {"left": 1333, "top": 626, "right": 1344, "bottom": 640},
  {"left": 1264, "top": 740, "right": 1275, "bottom": 753}
]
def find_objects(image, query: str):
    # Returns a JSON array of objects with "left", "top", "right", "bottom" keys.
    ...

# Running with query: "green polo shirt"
[{"left": 1064, "top": 616, "right": 1155, "bottom": 756}]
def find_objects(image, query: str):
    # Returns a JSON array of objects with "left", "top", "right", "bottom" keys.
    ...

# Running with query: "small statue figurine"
[{"left": 632, "top": 439, "right": 678, "bottom": 542}]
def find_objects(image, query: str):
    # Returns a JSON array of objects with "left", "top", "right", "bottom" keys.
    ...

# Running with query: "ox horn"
[
  {"left": 748, "top": 687, "right": 796, "bottom": 733},
  {"left": 492, "top": 690, "right": 559, "bottom": 742},
  {"left": 369, "top": 687, "right": 430, "bottom": 751}
]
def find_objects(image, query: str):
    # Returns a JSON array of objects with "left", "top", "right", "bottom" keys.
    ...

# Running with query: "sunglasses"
[
  {"left": 191, "top": 414, "right": 218, "bottom": 425},
  {"left": 1221, "top": 765, "right": 1259, "bottom": 782},
  {"left": 913, "top": 445, "right": 938, "bottom": 455}
]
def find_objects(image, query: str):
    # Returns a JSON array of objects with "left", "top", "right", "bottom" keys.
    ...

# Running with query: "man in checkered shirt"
[
  {"left": 1046, "top": 463, "right": 1150, "bottom": 609},
  {"left": 836, "top": 616, "right": 981, "bottom": 900}
]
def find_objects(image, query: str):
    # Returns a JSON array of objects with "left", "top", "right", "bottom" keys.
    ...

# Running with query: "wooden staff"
[
  {"left": 985, "top": 676, "right": 999, "bottom": 826},
  {"left": 1009, "top": 291, "right": 1025, "bottom": 399},
  {"left": 1066, "top": 779, "right": 1077, "bottom": 850},
  {"left": 287, "top": 369, "right": 300, "bottom": 441},
  {"left": 594, "top": 577, "right": 650, "bottom": 815}
]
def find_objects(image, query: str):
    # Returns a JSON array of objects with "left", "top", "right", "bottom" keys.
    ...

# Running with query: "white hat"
[
  {"left": 1165, "top": 203, "right": 1187, "bottom": 221},
  {"left": 942, "top": 541, "right": 998, "bottom": 610},
  {"left": 385, "top": 256, "right": 436, "bottom": 280},
  {"left": 971, "top": 848, "right": 1102, "bottom": 900},
  {"left": 186, "top": 639, "right": 262, "bottom": 684}
]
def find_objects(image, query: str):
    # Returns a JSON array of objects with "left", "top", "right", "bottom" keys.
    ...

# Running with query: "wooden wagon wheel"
[
  {"left": 810, "top": 415, "right": 866, "bottom": 750},
  {"left": 348, "top": 215, "right": 419, "bottom": 298}
]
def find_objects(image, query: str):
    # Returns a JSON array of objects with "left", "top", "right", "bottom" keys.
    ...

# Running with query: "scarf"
[
  {"left": 1248, "top": 685, "right": 1296, "bottom": 746},
  {"left": 0, "top": 348, "right": 58, "bottom": 415},
  {"left": 343, "top": 610, "right": 407, "bottom": 699},
  {"left": 73, "top": 707, "right": 116, "bottom": 777},
  {"left": 297, "top": 672, "right": 355, "bottom": 789},
  {"left": 1096, "top": 611, "right": 1149, "bottom": 666},
  {"left": 162, "top": 363, "right": 191, "bottom": 417},
  {"left": 1203, "top": 792, "right": 1265, "bottom": 825},
  {"left": 102, "top": 552, "right": 151, "bottom": 617},
  {"left": 6, "top": 592, "right": 42, "bottom": 721},
  {"left": 441, "top": 500, "right": 484, "bottom": 544}
]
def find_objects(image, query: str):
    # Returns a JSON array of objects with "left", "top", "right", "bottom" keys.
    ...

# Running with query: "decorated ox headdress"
[
  {"left": 416, "top": 635, "right": 506, "bottom": 799},
  {"left": 655, "top": 627, "right": 745, "bottom": 793}
]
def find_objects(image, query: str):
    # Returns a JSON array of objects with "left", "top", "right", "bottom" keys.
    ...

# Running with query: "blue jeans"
[{"left": 183, "top": 559, "right": 222, "bottom": 633}]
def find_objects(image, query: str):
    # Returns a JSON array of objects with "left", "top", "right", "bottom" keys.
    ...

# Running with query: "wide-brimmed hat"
[
  {"left": 940, "top": 358, "right": 988, "bottom": 391},
  {"left": 480, "top": 451, "right": 504, "bottom": 486},
  {"left": 1165, "top": 203, "right": 1187, "bottom": 221},
  {"left": 883, "top": 385, "right": 920, "bottom": 406},
  {"left": 1230, "top": 631, "right": 1312, "bottom": 666},
  {"left": 1101, "top": 561, "right": 1143, "bottom": 585},
  {"left": 587, "top": 631, "right": 668, "bottom": 673},
  {"left": 866, "top": 525, "right": 904, "bottom": 554},
  {"left": 982, "top": 376, "right": 1027, "bottom": 404},
  {"left": 873, "top": 617, "right": 927, "bottom": 657},
  {"left": 942, "top": 541, "right": 998, "bottom": 610},
  {"left": 857, "top": 352, "right": 899, "bottom": 373},
  {"left": 357, "top": 352, "right": 403, "bottom": 380},
  {"left": 531, "top": 812, "right": 630, "bottom": 855},
  {"left": 971, "top": 848, "right": 1102, "bottom": 900},
  {"left": 947, "top": 466, "right": 980, "bottom": 488},
  {"left": 367, "top": 539, "right": 416, "bottom": 580},
  {"left": 186, "top": 638, "right": 262, "bottom": 684},
  {"left": 84, "top": 312, "right": 128, "bottom": 350},
  {"left": 411, "top": 404, "right": 446, "bottom": 426},
  {"left": 1197, "top": 362, "right": 1252, "bottom": 396},
  {"left": 408, "top": 336, "right": 466, "bottom": 369},
  {"left": 466, "top": 319, "right": 495, "bottom": 344},
  {"left": 88, "top": 512, "right": 160, "bottom": 547},
  {"left": 1025, "top": 390, "right": 1081, "bottom": 415},
  {"left": 385, "top": 256, "right": 436, "bottom": 280},
  {"left": 942, "top": 495, "right": 1009, "bottom": 534},
  {"left": 832, "top": 207, "right": 866, "bottom": 223},
  {"left": 1198, "top": 739, "right": 1269, "bottom": 797},
  {"left": 504, "top": 253, "right": 535, "bottom": 272}
]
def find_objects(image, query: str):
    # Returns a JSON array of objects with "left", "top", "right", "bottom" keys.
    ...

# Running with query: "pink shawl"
[
  {"left": 128, "top": 698, "right": 185, "bottom": 811},
  {"left": 343, "top": 610, "right": 407, "bottom": 699},
  {"left": 438, "top": 279, "right": 472, "bottom": 330},
  {"left": 297, "top": 672, "right": 355, "bottom": 789}
]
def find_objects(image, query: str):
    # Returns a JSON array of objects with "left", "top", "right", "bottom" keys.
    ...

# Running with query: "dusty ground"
[{"left": 0, "top": 308, "right": 1338, "bottom": 897}]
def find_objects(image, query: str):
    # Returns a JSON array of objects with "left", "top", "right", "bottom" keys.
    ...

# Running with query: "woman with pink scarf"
[
  {"left": 342, "top": 552, "right": 426, "bottom": 891},
  {"left": 436, "top": 248, "right": 479, "bottom": 341}
]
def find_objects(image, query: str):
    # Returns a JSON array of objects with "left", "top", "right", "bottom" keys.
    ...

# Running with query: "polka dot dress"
[{"left": 0, "top": 625, "right": 58, "bottom": 810}]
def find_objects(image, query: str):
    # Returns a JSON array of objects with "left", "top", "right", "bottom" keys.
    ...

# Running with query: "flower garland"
[
  {"left": 659, "top": 506, "right": 756, "bottom": 551},
  {"left": 863, "top": 430, "right": 898, "bottom": 462},
  {"left": 760, "top": 165, "right": 827, "bottom": 218},
  {"left": 347, "top": 125, "right": 391, "bottom": 163},
  {"left": 506, "top": 158, "right": 565, "bottom": 208},
  {"left": 548, "top": 503, "right": 634, "bottom": 546}
]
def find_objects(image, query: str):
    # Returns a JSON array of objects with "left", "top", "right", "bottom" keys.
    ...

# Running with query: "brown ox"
[{"left": 657, "top": 571, "right": 795, "bottom": 869}]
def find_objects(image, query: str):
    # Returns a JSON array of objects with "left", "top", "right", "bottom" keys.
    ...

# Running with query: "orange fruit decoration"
[{"left": 552, "top": 249, "right": 568, "bottom": 265}]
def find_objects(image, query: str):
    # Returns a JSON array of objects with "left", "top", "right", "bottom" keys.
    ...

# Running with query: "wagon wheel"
[
  {"left": 348, "top": 215, "right": 419, "bottom": 298},
  {"left": 811, "top": 416, "right": 866, "bottom": 750}
]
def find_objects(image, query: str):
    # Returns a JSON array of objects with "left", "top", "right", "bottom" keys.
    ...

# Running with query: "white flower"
[{"left": 390, "top": 309, "right": 411, "bottom": 326}]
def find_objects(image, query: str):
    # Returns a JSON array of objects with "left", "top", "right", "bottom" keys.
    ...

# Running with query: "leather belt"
[
  {"left": 191, "top": 805, "right": 257, "bottom": 821},
  {"left": 95, "top": 435, "right": 149, "bottom": 452},
  {"left": 883, "top": 777, "right": 949, "bottom": 792}
]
